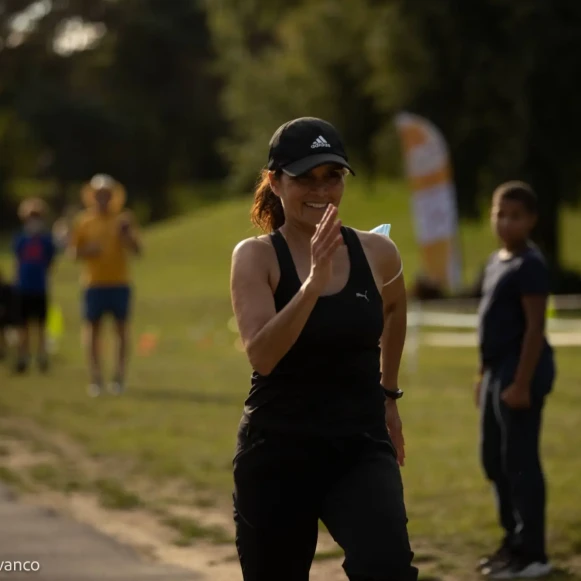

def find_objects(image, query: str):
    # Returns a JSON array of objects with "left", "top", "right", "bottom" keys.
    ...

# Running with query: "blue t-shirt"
[
  {"left": 12, "top": 232, "right": 56, "bottom": 293},
  {"left": 478, "top": 245, "right": 551, "bottom": 365}
]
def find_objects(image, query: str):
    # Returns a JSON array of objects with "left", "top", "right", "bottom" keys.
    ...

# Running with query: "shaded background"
[{"left": 1, "top": 0, "right": 581, "bottom": 290}]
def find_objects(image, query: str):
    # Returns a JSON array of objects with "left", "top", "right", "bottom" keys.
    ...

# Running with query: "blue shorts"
[{"left": 83, "top": 285, "right": 132, "bottom": 323}]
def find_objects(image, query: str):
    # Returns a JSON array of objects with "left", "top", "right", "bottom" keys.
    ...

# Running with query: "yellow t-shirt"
[{"left": 70, "top": 210, "right": 138, "bottom": 287}]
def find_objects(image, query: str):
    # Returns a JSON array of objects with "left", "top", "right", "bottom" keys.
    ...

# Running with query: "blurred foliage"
[
  {"left": 207, "top": 0, "right": 581, "bottom": 271},
  {"left": 0, "top": 0, "right": 226, "bottom": 227},
  {"left": 2, "top": 0, "right": 581, "bottom": 274}
]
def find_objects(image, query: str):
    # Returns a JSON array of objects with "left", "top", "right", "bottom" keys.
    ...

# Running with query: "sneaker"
[
  {"left": 487, "top": 559, "right": 552, "bottom": 579},
  {"left": 37, "top": 354, "right": 49, "bottom": 373},
  {"left": 108, "top": 378, "right": 124, "bottom": 396},
  {"left": 87, "top": 383, "right": 102, "bottom": 398},
  {"left": 478, "top": 541, "right": 514, "bottom": 572},
  {"left": 14, "top": 357, "right": 29, "bottom": 374}
]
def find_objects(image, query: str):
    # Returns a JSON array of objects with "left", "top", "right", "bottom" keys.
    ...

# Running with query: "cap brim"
[{"left": 282, "top": 153, "right": 355, "bottom": 177}]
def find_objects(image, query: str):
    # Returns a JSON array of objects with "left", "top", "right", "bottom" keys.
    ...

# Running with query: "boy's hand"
[
  {"left": 80, "top": 242, "right": 102, "bottom": 257},
  {"left": 501, "top": 383, "right": 531, "bottom": 409}
]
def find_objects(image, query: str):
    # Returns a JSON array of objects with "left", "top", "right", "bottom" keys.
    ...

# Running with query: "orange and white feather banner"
[{"left": 395, "top": 112, "right": 462, "bottom": 292}]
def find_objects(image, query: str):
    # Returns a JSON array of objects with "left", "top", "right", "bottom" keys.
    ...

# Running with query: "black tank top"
[{"left": 242, "top": 226, "right": 386, "bottom": 436}]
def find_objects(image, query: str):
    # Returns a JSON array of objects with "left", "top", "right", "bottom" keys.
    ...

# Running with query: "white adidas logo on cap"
[{"left": 311, "top": 135, "right": 331, "bottom": 149}]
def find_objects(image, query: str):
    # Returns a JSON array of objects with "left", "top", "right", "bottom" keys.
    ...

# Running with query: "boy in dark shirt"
[
  {"left": 476, "top": 181, "right": 555, "bottom": 579},
  {"left": 12, "top": 198, "right": 57, "bottom": 373}
]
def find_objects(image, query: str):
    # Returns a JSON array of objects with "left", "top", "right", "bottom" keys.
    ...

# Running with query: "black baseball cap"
[{"left": 267, "top": 117, "right": 355, "bottom": 177}]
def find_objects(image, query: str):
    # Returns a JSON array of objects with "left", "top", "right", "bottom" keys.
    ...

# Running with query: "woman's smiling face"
[{"left": 270, "top": 164, "right": 347, "bottom": 229}]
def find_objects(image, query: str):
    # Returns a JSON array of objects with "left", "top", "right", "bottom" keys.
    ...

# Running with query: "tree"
[
  {"left": 365, "top": 0, "right": 581, "bottom": 280},
  {"left": 105, "top": 0, "right": 227, "bottom": 220},
  {"left": 0, "top": 0, "right": 227, "bottom": 224},
  {"left": 205, "top": 0, "right": 382, "bottom": 191}
]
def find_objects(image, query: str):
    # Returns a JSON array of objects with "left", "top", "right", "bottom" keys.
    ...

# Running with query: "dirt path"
[
  {"left": 17, "top": 489, "right": 349, "bottom": 581},
  {"left": 0, "top": 484, "right": 196, "bottom": 580},
  {"left": 0, "top": 418, "right": 348, "bottom": 581}
]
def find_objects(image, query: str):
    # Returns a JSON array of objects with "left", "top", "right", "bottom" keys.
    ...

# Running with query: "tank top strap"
[
  {"left": 269, "top": 230, "right": 302, "bottom": 293},
  {"left": 341, "top": 226, "right": 378, "bottom": 291}
]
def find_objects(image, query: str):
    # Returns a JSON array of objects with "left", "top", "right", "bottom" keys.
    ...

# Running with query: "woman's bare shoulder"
[
  {"left": 351, "top": 228, "right": 399, "bottom": 259},
  {"left": 232, "top": 234, "right": 275, "bottom": 265}
]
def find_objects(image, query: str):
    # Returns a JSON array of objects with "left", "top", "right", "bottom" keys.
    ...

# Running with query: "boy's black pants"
[
  {"left": 480, "top": 354, "right": 554, "bottom": 562},
  {"left": 233, "top": 422, "right": 418, "bottom": 581}
]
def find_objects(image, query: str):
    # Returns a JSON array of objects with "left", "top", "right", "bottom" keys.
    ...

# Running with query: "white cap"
[{"left": 90, "top": 173, "right": 116, "bottom": 191}]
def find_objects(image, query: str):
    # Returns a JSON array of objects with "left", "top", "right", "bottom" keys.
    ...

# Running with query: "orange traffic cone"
[{"left": 137, "top": 332, "right": 158, "bottom": 356}]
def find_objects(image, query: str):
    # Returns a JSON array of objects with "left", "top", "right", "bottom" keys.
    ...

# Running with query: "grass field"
[{"left": 1, "top": 178, "right": 581, "bottom": 578}]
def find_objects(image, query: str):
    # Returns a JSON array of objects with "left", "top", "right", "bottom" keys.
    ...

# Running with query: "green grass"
[
  {"left": 93, "top": 478, "right": 143, "bottom": 510},
  {"left": 1, "top": 178, "right": 581, "bottom": 576},
  {"left": 0, "top": 466, "right": 24, "bottom": 487},
  {"left": 163, "top": 515, "right": 231, "bottom": 547},
  {"left": 313, "top": 548, "right": 345, "bottom": 561},
  {"left": 27, "top": 462, "right": 84, "bottom": 494}
]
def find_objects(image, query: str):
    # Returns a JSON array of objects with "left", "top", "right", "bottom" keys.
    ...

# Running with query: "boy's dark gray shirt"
[{"left": 478, "top": 245, "right": 551, "bottom": 366}]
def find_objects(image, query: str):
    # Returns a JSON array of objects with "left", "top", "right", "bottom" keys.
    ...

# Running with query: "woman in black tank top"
[{"left": 230, "top": 117, "right": 418, "bottom": 581}]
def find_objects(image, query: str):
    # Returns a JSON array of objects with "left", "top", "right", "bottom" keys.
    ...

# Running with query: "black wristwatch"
[{"left": 383, "top": 387, "right": 404, "bottom": 400}]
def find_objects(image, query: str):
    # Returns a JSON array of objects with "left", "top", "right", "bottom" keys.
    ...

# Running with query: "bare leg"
[
  {"left": 111, "top": 319, "right": 129, "bottom": 394},
  {"left": 18, "top": 324, "right": 29, "bottom": 358},
  {"left": 37, "top": 323, "right": 47, "bottom": 356},
  {"left": 86, "top": 321, "right": 103, "bottom": 396},
  {"left": 16, "top": 323, "right": 30, "bottom": 372}
]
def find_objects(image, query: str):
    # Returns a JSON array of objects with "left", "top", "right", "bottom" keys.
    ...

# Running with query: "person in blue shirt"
[
  {"left": 12, "top": 198, "right": 57, "bottom": 373},
  {"left": 476, "top": 182, "right": 555, "bottom": 579}
]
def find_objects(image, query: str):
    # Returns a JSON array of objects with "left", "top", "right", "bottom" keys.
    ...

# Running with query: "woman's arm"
[
  {"left": 230, "top": 237, "right": 320, "bottom": 376},
  {"left": 376, "top": 238, "right": 406, "bottom": 391},
  {"left": 231, "top": 205, "right": 343, "bottom": 376},
  {"left": 365, "top": 233, "right": 406, "bottom": 465},
  {"left": 381, "top": 246, "right": 406, "bottom": 467}
]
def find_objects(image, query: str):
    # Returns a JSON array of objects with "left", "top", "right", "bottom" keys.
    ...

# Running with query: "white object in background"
[
  {"left": 5, "top": 328, "right": 19, "bottom": 348},
  {"left": 371, "top": 224, "right": 391, "bottom": 237},
  {"left": 405, "top": 300, "right": 421, "bottom": 375}
]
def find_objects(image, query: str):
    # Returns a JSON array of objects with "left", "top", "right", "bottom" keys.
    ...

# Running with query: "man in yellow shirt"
[{"left": 69, "top": 174, "right": 142, "bottom": 397}]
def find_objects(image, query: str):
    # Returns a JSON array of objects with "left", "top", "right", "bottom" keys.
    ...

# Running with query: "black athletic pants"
[
  {"left": 480, "top": 353, "right": 554, "bottom": 562},
  {"left": 233, "top": 422, "right": 418, "bottom": 581}
]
